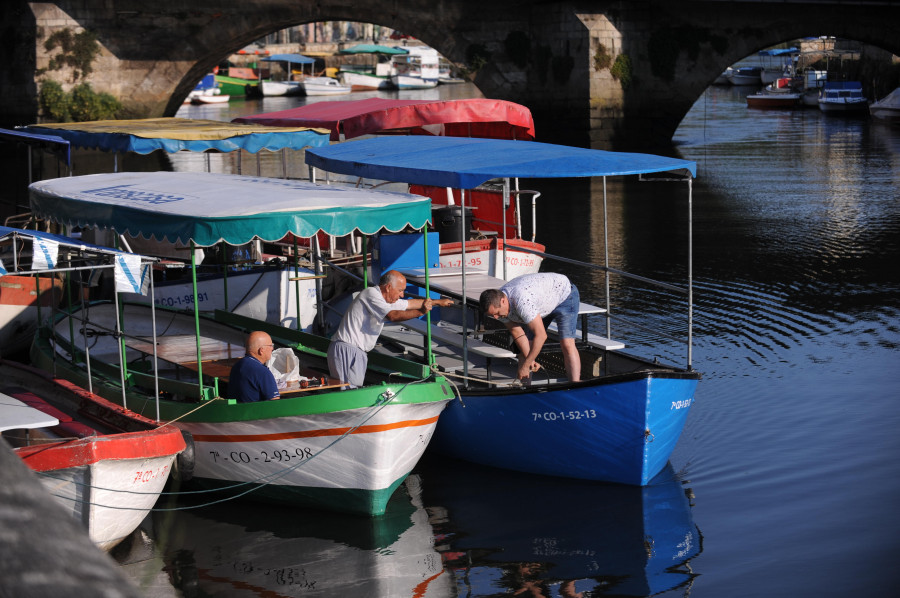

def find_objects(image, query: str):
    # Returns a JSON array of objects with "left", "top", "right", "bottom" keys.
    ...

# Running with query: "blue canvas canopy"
[
  {"left": 758, "top": 48, "right": 798, "bottom": 56},
  {"left": 27, "top": 171, "right": 432, "bottom": 247},
  {"left": 305, "top": 136, "right": 696, "bottom": 189},
  {"left": 18, "top": 118, "right": 329, "bottom": 155},
  {"left": 0, "top": 128, "right": 71, "bottom": 167},
  {"left": 0, "top": 225, "right": 136, "bottom": 258}
]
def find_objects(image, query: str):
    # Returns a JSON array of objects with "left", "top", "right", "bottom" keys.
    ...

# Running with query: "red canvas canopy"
[{"left": 232, "top": 98, "right": 535, "bottom": 141}]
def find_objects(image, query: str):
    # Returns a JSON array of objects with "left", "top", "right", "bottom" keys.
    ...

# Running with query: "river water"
[{"left": 110, "top": 83, "right": 900, "bottom": 597}]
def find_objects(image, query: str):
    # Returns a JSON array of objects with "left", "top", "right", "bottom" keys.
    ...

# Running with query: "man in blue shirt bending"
[{"left": 228, "top": 331, "right": 280, "bottom": 402}]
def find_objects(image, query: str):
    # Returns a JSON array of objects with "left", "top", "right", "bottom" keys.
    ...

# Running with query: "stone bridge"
[{"left": 3, "top": 0, "right": 900, "bottom": 148}]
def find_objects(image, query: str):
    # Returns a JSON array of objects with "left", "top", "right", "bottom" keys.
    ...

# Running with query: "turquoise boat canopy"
[
  {"left": 306, "top": 136, "right": 697, "bottom": 189},
  {"left": 261, "top": 53, "right": 316, "bottom": 64},
  {"left": 338, "top": 44, "right": 407, "bottom": 55},
  {"left": 28, "top": 171, "right": 432, "bottom": 247},
  {"left": 18, "top": 118, "right": 329, "bottom": 154}
]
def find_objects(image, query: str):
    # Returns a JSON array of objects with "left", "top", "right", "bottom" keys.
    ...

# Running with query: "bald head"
[{"left": 246, "top": 331, "right": 274, "bottom": 363}]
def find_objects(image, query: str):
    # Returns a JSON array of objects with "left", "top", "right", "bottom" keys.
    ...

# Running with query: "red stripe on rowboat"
[{"left": 191, "top": 415, "right": 440, "bottom": 443}]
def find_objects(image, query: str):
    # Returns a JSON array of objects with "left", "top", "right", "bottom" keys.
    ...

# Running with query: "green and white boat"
[{"left": 28, "top": 171, "right": 454, "bottom": 516}]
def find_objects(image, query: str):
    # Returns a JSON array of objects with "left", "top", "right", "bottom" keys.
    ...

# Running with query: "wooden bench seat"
[
  {"left": 546, "top": 322, "right": 625, "bottom": 351},
  {"left": 382, "top": 318, "right": 515, "bottom": 381}
]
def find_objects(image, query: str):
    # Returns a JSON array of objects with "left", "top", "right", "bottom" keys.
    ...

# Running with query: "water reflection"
[
  {"left": 138, "top": 475, "right": 451, "bottom": 597},
  {"left": 418, "top": 456, "right": 700, "bottom": 597}
]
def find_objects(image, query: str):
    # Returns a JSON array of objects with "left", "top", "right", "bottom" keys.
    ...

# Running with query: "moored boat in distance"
[
  {"left": 301, "top": 76, "right": 352, "bottom": 96},
  {"left": 390, "top": 46, "right": 440, "bottom": 89},
  {"left": 818, "top": 81, "right": 869, "bottom": 114},
  {"left": 337, "top": 44, "right": 404, "bottom": 90},
  {"left": 727, "top": 66, "right": 763, "bottom": 86},
  {"left": 746, "top": 90, "right": 801, "bottom": 109},
  {"left": 306, "top": 136, "right": 702, "bottom": 486},
  {"left": 869, "top": 86, "right": 900, "bottom": 120},
  {"left": 259, "top": 53, "right": 315, "bottom": 97}
]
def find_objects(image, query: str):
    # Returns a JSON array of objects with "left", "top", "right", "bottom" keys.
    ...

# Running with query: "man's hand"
[{"left": 517, "top": 355, "right": 542, "bottom": 380}]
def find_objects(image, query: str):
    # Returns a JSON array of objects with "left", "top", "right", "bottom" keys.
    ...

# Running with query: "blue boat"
[{"left": 305, "top": 136, "right": 701, "bottom": 486}]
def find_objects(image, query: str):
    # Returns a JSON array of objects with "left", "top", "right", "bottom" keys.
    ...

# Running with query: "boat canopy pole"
[
  {"left": 502, "top": 178, "right": 510, "bottom": 281},
  {"left": 113, "top": 291, "right": 128, "bottom": 410},
  {"left": 603, "top": 176, "right": 611, "bottom": 339},
  {"left": 460, "top": 188, "right": 469, "bottom": 385},
  {"left": 514, "top": 178, "right": 522, "bottom": 240},
  {"left": 293, "top": 237, "right": 302, "bottom": 331},
  {"left": 190, "top": 241, "right": 205, "bottom": 399},
  {"left": 362, "top": 235, "right": 368, "bottom": 287},
  {"left": 422, "top": 226, "right": 434, "bottom": 368},
  {"left": 149, "top": 272, "right": 160, "bottom": 420},
  {"left": 687, "top": 177, "right": 694, "bottom": 370},
  {"left": 313, "top": 235, "right": 325, "bottom": 332},
  {"left": 220, "top": 242, "right": 229, "bottom": 311}
]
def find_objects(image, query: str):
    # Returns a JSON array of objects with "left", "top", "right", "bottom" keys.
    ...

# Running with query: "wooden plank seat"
[
  {"left": 382, "top": 318, "right": 515, "bottom": 381},
  {"left": 546, "top": 322, "right": 625, "bottom": 351}
]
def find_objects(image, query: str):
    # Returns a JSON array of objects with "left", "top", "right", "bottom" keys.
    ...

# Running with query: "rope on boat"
[
  {"left": 428, "top": 363, "right": 540, "bottom": 392},
  {"left": 159, "top": 396, "right": 224, "bottom": 425},
  {"left": 31, "top": 378, "right": 434, "bottom": 512}
]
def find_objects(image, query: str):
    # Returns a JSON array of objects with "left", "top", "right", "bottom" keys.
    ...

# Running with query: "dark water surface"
[{"left": 116, "top": 84, "right": 900, "bottom": 597}]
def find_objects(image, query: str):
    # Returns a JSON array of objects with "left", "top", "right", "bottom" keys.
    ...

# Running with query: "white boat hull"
[
  {"left": 122, "top": 267, "right": 319, "bottom": 332},
  {"left": 439, "top": 243, "right": 543, "bottom": 280},
  {"left": 339, "top": 71, "right": 393, "bottom": 90},
  {"left": 260, "top": 80, "right": 303, "bottom": 96},
  {"left": 40, "top": 455, "right": 176, "bottom": 551},
  {"left": 181, "top": 400, "right": 446, "bottom": 497},
  {"left": 390, "top": 74, "right": 438, "bottom": 90},
  {"left": 302, "top": 77, "right": 352, "bottom": 96}
]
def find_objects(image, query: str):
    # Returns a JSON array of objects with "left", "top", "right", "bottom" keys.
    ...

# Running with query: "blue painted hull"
[{"left": 429, "top": 371, "right": 699, "bottom": 485}]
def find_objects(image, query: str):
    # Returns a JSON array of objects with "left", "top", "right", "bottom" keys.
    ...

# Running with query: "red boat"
[
  {"left": 747, "top": 91, "right": 801, "bottom": 109},
  {"left": 0, "top": 359, "right": 185, "bottom": 551},
  {"left": 235, "top": 98, "right": 544, "bottom": 279}
]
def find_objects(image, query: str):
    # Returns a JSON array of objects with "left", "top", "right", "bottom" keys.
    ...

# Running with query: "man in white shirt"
[
  {"left": 327, "top": 270, "right": 454, "bottom": 388},
  {"left": 479, "top": 272, "right": 581, "bottom": 382}
]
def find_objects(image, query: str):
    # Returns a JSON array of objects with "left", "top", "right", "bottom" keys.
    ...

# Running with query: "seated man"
[
  {"left": 328, "top": 269, "right": 454, "bottom": 388},
  {"left": 228, "top": 330, "right": 280, "bottom": 402},
  {"left": 479, "top": 272, "right": 582, "bottom": 382}
]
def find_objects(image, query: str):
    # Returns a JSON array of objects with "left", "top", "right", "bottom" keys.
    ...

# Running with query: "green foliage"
[
  {"left": 39, "top": 80, "right": 121, "bottom": 122},
  {"left": 504, "top": 31, "right": 531, "bottom": 68},
  {"left": 43, "top": 28, "right": 101, "bottom": 82},
  {"left": 593, "top": 43, "right": 612, "bottom": 72},
  {"left": 610, "top": 54, "right": 633, "bottom": 88},
  {"left": 465, "top": 43, "right": 492, "bottom": 71}
]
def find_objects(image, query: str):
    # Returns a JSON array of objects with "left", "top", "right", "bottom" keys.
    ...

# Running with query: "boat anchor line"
[{"left": 34, "top": 382, "right": 427, "bottom": 513}]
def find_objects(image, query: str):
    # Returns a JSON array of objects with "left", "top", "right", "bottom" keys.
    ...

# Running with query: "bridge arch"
[{"left": 5, "top": 1, "right": 900, "bottom": 148}]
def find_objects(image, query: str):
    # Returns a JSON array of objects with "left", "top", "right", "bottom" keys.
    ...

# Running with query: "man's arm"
[
  {"left": 385, "top": 297, "right": 454, "bottom": 322},
  {"left": 511, "top": 316, "right": 547, "bottom": 379}
]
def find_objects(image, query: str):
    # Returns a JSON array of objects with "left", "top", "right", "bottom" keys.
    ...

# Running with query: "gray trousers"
[{"left": 327, "top": 340, "right": 367, "bottom": 389}]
